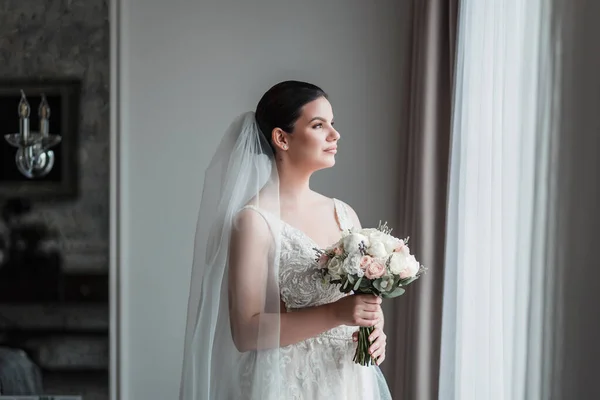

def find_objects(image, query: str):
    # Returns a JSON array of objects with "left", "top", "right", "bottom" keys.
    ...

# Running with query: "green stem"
[{"left": 353, "top": 326, "right": 377, "bottom": 366}]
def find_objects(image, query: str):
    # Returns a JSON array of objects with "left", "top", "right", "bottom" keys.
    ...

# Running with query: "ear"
[{"left": 271, "top": 128, "right": 289, "bottom": 151}]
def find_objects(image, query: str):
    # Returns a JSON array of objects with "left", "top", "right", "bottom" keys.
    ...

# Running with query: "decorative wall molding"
[{"left": 0, "top": 0, "right": 110, "bottom": 269}]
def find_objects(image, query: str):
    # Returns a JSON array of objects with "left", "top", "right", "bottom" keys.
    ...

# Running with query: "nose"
[{"left": 328, "top": 127, "right": 340, "bottom": 141}]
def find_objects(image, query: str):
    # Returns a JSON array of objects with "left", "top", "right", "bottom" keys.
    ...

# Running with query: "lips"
[{"left": 324, "top": 146, "right": 337, "bottom": 153}]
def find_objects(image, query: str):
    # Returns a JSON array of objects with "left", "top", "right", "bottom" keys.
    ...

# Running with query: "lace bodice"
[
  {"left": 242, "top": 198, "right": 353, "bottom": 311},
  {"left": 279, "top": 198, "right": 353, "bottom": 310}
]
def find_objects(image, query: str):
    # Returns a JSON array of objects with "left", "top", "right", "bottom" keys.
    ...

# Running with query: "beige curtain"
[
  {"left": 548, "top": 1, "right": 600, "bottom": 398},
  {"left": 381, "top": 0, "right": 458, "bottom": 399}
]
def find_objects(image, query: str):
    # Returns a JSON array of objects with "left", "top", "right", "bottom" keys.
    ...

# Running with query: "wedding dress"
[
  {"left": 179, "top": 112, "right": 392, "bottom": 400},
  {"left": 237, "top": 199, "right": 392, "bottom": 400}
]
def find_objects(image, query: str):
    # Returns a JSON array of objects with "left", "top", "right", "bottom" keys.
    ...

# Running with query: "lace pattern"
[{"left": 238, "top": 199, "right": 391, "bottom": 400}]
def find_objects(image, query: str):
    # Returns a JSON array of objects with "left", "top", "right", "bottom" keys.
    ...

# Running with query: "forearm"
[
  {"left": 233, "top": 303, "right": 340, "bottom": 352},
  {"left": 279, "top": 303, "right": 341, "bottom": 347}
]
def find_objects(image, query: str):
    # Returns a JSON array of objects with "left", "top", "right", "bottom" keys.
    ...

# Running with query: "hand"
[
  {"left": 352, "top": 307, "right": 386, "bottom": 365},
  {"left": 332, "top": 294, "right": 382, "bottom": 327}
]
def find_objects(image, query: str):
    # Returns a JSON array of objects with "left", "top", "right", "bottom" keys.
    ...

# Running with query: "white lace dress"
[{"left": 240, "top": 199, "right": 392, "bottom": 400}]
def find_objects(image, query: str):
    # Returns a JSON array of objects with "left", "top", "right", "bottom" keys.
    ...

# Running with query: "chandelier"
[{"left": 4, "top": 90, "right": 62, "bottom": 179}]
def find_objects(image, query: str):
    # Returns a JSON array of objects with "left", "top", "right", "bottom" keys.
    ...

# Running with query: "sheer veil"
[{"left": 179, "top": 111, "right": 283, "bottom": 399}]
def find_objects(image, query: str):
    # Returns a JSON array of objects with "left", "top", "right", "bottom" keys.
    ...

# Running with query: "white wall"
[{"left": 117, "top": 0, "right": 412, "bottom": 398}]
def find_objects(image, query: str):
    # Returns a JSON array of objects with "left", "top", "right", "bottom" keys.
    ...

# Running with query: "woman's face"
[{"left": 279, "top": 96, "right": 340, "bottom": 172}]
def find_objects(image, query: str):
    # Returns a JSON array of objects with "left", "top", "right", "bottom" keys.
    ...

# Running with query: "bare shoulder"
[
  {"left": 231, "top": 207, "right": 273, "bottom": 246},
  {"left": 235, "top": 207, "right": 269, "bottom": 227}
]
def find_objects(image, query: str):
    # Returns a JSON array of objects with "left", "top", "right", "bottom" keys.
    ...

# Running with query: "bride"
[{"left": 180, "top": 81, "right": 392, "bottom": 399}]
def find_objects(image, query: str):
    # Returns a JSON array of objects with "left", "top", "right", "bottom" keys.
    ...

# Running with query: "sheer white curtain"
[{"left": 439, "top": 0, "right": 559, "bottom": 399}]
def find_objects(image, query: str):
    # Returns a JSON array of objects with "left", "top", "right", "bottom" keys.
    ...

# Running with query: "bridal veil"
[{"left": 179, "top": 112, "right": 284, "bottom": 399}]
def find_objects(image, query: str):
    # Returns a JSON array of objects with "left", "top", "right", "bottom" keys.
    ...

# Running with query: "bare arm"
[{"left": 228, "top": 209, "right": 380, "bottom": 352}]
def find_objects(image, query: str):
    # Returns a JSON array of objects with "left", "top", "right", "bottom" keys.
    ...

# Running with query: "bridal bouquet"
[{"left": 315, "top": 222, "right": 426, "bottom": 366}]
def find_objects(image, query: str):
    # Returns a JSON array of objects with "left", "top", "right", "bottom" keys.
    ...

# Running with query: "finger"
[
  {"left": 352, "top": 331, "right": 358, "bottom": 342},
  {"left": 361, "top": 295, "right": 382, "bottom": 305},
  {"left": 376, "top": 354, "right": 386, "bottom": 365},
  {"left": 374, "top": 314, "right": 385, "bottom": 329},
  {"left": 356, "top": 307, "right": 380, "bottom": 318},
  {"left": 353, "top": 310, "right": 372, "bottom": 323},
  {"left": 369, "top": 335, "right": 386, "bottom": 352},
  {"left": 358, "top": 311, "right": 381, "bottom": 321},
  {"left": 371, "top": 341, "right": 386, "bottom": 358},
  {"left": 358, "top": 318, "right": 379, "bottom": 327},
  {"left": 369, "top": 328, "right": 383, "bottom": 341},
  {"left": 361, "top": 304, "right": 381, "bottom": 313},
  {"left": 372, "top": 348, "right": 384, "bottom": 359},
  {"left": 369, "top": 342, "right": 380, "bottom": 355}
]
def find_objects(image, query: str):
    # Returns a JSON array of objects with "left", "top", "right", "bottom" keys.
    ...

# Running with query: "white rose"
[
  {"left": 366, "top": 230, "right": 385, "bottom": 243},
  {"left": 342, "top": 233, "right": 369, "bottom": 252},
  {"left": 388, "top": 252, "right": 410, "bottom": 275},
  {"left": 390, "top": 253, "right": 420, "bottom": 279},
  {"left": 401, "top": 245, "right": 410, "bottom": 256},
  {"left": 404, "top": 254, "right": 421, "bottom": 278},
  {"left": 342, "top": 254, "right": 364, "bottom": 277},
  {"left": 383, "top": 236, "right": 403, "bottom": 253},
  {"left": 368, "top": 241, "right": 388, "bottom": 259},
  {"left": 365, "top": 231, "right": 396, "bottom": 252},
  {"left": 359, "top": 228, "right": 379, "bottom": 238}
]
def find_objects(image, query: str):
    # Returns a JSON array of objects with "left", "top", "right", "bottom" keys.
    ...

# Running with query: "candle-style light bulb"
[
  {"left": 18, "top": 90, "right": 30, "bottom": 118},
  {"left": 39, "top": 94, "right": 50, "bottom": 137},
  {"left": 18, "top": 90, "right": 30, "bottom": 143},
  {"left": 5, "top": 89, "right": 61, "bottom": 178}
]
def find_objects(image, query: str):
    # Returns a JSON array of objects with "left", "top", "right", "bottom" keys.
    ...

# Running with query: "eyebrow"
[{"left": 309, "top": 116, "right": 334, "bottom": 123}]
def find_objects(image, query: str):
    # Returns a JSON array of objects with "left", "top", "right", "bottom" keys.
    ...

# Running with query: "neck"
[{"left": 276, "top": 160, "right": 313, "bottom": 205}]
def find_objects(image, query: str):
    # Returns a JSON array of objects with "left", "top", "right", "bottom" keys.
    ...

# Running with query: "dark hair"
[{"left": 255, "top": 80, "right": 328, "bottom": 154}]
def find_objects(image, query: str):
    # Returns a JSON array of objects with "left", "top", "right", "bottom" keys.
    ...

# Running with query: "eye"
[{"left": 313, "top": 123, "right": 323, "bottom": 129}]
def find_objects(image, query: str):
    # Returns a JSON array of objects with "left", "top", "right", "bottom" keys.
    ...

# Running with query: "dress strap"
[
  {"left": 238, "top": 204, "right": 274, "bottom": 229},
  {"left": 333, "top": 198, "right": 353, "bottom": 231}
]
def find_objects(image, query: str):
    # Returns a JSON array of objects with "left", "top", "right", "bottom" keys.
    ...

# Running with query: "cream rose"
[{"left": 327, "top": 257, "right": 344, "bottom": 280}]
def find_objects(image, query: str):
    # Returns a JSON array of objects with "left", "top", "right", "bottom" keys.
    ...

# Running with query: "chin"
[
  {"left": 316, "top": 157, "right": 336, "bottom": 170},
  {"left": 303, "top": 154, "right": 336, "bottom": 173}
]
